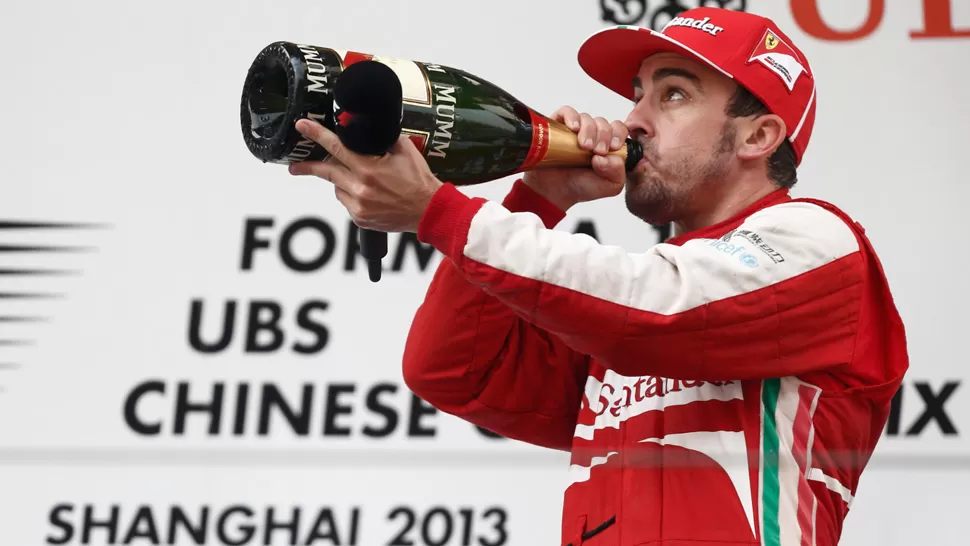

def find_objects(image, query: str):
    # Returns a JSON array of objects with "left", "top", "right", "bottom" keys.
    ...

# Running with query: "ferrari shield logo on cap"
[{"left": 748, "top": 29, "right": 806, "bottom": 92}]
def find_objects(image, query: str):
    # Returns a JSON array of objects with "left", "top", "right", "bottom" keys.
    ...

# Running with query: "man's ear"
[{"left": 737, "top": 114, "right": 787, "bottom": 161}]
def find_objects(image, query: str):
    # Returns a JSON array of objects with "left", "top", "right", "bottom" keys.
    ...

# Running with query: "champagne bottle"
[{"left": 240, "top": 42, "right": 642, "bottom": 185}]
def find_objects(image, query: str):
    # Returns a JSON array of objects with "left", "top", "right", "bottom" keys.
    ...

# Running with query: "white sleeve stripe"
[
  {"left": 808, "top": 468, "right": 855, "bottom": 507},
  {"left": 462, "top": 201, "right": 860, "bottom": 316}
]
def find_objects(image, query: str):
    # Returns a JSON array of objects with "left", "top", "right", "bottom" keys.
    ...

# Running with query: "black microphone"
[{"left": 331, "top": 60, "right": 403, "bottom": 283}]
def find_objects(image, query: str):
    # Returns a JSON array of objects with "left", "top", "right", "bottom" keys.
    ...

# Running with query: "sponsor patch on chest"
[{"left": 586, "top": 374, "right": 741, "bottom": 418}]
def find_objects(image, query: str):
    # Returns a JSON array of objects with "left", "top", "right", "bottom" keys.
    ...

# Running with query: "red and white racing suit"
[{"left": 402, "top": 180, "right": 909, "bottom": 546}]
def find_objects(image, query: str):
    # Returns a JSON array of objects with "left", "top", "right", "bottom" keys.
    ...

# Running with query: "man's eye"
[{"left": 664, "top": 88, "right": 686, "bottom": 101}]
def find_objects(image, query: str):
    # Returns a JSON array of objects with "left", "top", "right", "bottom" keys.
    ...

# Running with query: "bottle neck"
[{"left": 533, "top": 118, "right": 631, "bottom": 169}]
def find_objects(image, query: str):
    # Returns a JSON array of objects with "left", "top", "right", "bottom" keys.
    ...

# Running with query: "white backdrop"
[{"left": 0, "top": 0, "right": 967, "bottom": 544}]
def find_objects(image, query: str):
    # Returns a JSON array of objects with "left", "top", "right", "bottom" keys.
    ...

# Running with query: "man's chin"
[
  {"left": 624, "top": 196, "right": 672, "bottom": 225},
  {"left": 624, "top": 177, "right": 674, "bottom": 225}
]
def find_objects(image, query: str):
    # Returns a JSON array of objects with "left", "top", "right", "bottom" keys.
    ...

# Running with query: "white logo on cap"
[
  {"left": 747, "top": 30, "right": 808, "bottom": 92},
  {"left": 662, "top": 16, "right": 725, "bottom": 37}
]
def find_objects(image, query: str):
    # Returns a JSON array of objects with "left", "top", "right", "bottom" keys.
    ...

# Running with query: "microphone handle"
[{"left": 359, "top": 226, "right": 388, "bottom": 283}]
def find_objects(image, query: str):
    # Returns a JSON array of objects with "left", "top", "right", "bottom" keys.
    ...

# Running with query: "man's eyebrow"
[
  {"left": 632, "top": 67, "right": 703, "bottom": 91},
  {"left": 654, "top": 67, "right": 701, "bottom": 87}
]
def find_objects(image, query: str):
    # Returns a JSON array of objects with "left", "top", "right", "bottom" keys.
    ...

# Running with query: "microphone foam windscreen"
[{"left": 333, "top": 60, "right": 403, "bottom": 155}]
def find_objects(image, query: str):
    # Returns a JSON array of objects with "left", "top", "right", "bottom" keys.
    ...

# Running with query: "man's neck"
[{"left": 671, "top": 179, "right": 782, "bottom": 237}]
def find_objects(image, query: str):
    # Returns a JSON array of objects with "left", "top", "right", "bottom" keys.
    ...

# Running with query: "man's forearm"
[{"left": 403, "top": 179, "right": 587, "bottom": 451}]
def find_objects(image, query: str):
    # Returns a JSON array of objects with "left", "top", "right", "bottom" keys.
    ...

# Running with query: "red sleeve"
[
  {"left": 416, "top": 183, "right": 868, "bottom": 383},
  {"left": 402, "top": 180, "right": 589, "bottom": 452}
]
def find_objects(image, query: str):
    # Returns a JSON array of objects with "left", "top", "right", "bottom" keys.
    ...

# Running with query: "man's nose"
[{"left": 624, "top": 103, "right": 655, "bottom": 140}]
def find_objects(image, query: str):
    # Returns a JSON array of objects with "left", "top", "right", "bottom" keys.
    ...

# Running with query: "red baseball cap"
[{"left": 578, "top": 7, "right": 817, "bottom": 165}]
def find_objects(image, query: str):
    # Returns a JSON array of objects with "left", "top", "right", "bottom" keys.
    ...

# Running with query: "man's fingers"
[
  {"left": 551, "top": 105, "right": 580, "bottom": 131},
  {"left": 289, "top": 161, "right": 367, "bottom": 223},
  {"left": 294, "top": 118, "right": 360, "bottom": 168},
  {"left": 591, "top": 154, "right": 626, "bottom": 186},
  {"left": 288, "top": 159, "right": 356, "bottom": 193},
  {"left": 578, "top": 113, "right": 597, "bottom": 150},
  {"left": 593, "top": 117, "right": 613, "bottom": 155},
  {"left": 287, "top": 159, "right": 334, "bottom": 179},
  {"left": 610, "top": 120, "right": 629, "bottom": 151}
]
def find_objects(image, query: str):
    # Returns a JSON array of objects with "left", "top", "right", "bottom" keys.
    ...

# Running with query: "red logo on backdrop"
[{"left": 791, "top": 0, "right": 970, "bottom": 41}]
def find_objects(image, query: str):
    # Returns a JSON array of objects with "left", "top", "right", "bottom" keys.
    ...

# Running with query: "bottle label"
[
  {"left": 339, "top": 51, "right": 434, "bottom": 108},
  {"left": 520, "top": 109, "right": 550, "bottom": 171},
  {"left": 333, "top": 50, "right": 436, "bottom": 154}
]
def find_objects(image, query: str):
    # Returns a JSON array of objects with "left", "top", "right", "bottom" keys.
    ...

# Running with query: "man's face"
[{"left": 623, "top": 52, "right": 741, "bottom": 225}]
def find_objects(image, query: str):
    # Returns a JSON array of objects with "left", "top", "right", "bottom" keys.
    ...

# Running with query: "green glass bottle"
[{"left": 240, "top": 42, "right": 642, "bottom": 185}]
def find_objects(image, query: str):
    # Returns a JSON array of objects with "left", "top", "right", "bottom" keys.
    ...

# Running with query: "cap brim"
[{"left": 577, "top": 26, "right": 735, "bottom": 102}]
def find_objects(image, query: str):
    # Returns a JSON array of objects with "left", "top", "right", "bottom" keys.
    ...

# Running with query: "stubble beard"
[{"left": 624, "top": 123, "right": 737, "bottom": 226}]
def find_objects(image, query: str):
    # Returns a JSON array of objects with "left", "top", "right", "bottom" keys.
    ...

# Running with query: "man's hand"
[
  {"left": 523, "top": 106, "right": 629, "bottom": 211},
  {"left": 287, "top": 118, "right": 444, "bottom": 233}
]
